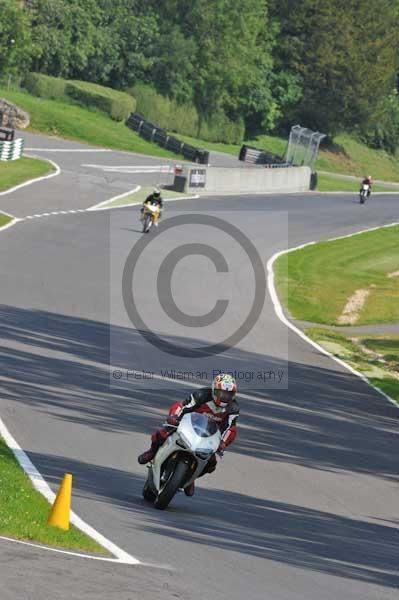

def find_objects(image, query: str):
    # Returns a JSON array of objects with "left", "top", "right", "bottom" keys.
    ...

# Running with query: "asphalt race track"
[{"left": 0, "top": 133, "right": 398, "bottom": 600}]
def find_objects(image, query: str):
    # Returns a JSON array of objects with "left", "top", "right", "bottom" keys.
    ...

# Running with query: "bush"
[
  {"left": 131, "top": 84, "right": 198, "bottom": 137},
  {"left": 66, "top": 81, "right": 136, "bottom": 121},
  {"left": 131, "top": 84, "right": 244, "bottom": 144},
  {"left": 199, "top": 111, "right": 245, "bottom": 144},
  {"left": 24, "top": 73, "right": 66, "bottom": 99},
  {"left": 358, "top": 93, "right": 399, "bottom": 154}
]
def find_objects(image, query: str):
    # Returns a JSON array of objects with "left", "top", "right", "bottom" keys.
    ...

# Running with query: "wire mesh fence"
[{"left": 284, "top": 125, "right": 326, "bottom": 172}]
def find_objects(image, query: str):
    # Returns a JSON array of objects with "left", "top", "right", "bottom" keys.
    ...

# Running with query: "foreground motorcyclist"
[
  {"left": 140, "top": 188, "right": 163, "bottom": 226},
  {"left": 138, "top": 373, "right": 239, "bottom": 496}
]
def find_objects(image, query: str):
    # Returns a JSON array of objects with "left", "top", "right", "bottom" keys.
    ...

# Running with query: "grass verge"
[
  {"left": 317, "top": 134, "right": 399, "bottom": 181},
  {"left": 316, "top": 174, "right": 399, "bottom": 193},
  {"left": 0, "top": 437, "right": 108, "bottom": 554},
  {"left": 0, "top": 87, "right": 181, "bottom": 159},
  {"left": 176, "top": 132, "right": 287, "bottom": 158},
  {"left": 0, "top": 213, "right": 12, "bottom": 229},
  {"left": 274, "top": 225, "right": 399, "bottom": 325},
  {"left": 0, "top": 156, "right": 53, "bottom": 192},
  {"left": 307, "top": 329, "right": 399, "bottom": 405}
]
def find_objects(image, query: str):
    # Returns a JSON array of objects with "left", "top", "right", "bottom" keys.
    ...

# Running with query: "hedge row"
[
  {"left": 131, "top": 84, "right": 244, "bottom": 144},
  {"left": 24, "top": 72, "right": 66, "bottom": 99},
  {"left": 24, "top": 73, "right": 136, "bottom": 121}
]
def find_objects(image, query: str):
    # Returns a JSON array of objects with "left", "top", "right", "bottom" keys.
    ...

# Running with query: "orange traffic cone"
[{"left": 47, "top": 473, "right": 72, "bottom": 531}]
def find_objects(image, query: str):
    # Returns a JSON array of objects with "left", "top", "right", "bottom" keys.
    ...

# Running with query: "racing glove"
[
  {"left": 217, "top": 441, "right": 226, "bottom": 456},
  {"left": 167, "top": 414, "right": 180, "bottom": 427}
]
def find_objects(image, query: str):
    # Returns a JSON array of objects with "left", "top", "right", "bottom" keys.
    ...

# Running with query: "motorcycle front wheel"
[
  {"left": 142, "top": 215, "right": 152, "bottom": 233},
  {"left": 142, "top": 478, "right": 156, "bottom": 503},
  {"left": 154, "top": 461, "right": 190, "bottom": 510}
]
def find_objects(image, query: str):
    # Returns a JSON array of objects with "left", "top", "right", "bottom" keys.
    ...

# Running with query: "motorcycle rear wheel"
[{"left": 154, "top": 461, "right": 190, "bottom": 510}]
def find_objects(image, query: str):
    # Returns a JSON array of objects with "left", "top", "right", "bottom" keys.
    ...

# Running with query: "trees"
[
  {"left": 6, "top": 0, "right": 399, "bottom": 148},
  {"left": 148, "top": 0, "right": 280, "bottom": 137},
  {"left": 28, "top": 0, "right": 103, "bottom": 78},
  {"left": 269, "top": 0, "right": 399, "bottom": 138},
  {"left": 0, "top": 0, "right": 34, "bottom": 79},
  {"left": 28, "top": 0, "right": 158, "bottom": 87}
]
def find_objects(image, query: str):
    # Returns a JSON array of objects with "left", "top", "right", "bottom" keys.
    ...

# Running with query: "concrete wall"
[{"left": 177, "top": 165, "right": 312, "bottom": 195}]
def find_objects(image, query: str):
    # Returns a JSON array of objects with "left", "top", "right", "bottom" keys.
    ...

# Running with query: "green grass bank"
[
  {"left": 0, "top": 437, "right": 108, "bottom": 554},
  {"left": 0, "top": 88, "right": 180, "bottom": 159},
  {"left": 316, "top": 174, "right": 399, "bottom": 193},
  {"left": 275, "top": 225, "right": 399, "bottom": 326},
  {"left": 0, "top": 156, "right": 53, "bottom": 192}
]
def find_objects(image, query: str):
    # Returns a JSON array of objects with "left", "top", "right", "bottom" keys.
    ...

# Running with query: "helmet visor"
[{"left": 214, "top": 389, "right": 235, "bottom": 405}]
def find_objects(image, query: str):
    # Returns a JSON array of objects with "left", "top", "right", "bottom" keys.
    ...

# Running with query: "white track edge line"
[
  {"left": 87, "top": 185, "right": 141, "bottom": 211},
  {"left": 25, "top": 148, "right": 112, "bottom": 153},
  {"left": 0, "top": 417, "right": 140, "bottom": 564},
  {"left": 87, "top": 187, "right": 199, "bottom": 212},
  {"left": 0, "top": 535, "right": 133, "bottom": 563},
  {"left": 99, "top": 193, "right": 200, "bottom": 212},
  {"left": 267, "top": 222, "right": 399, "bottom": 410},
  {"left": 0, "top": 156, "right": 60, "bottom": 197}
]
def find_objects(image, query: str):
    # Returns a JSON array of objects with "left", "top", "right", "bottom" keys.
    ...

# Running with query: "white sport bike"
[{"left": 142, "top": 413, "right": 221, "bottom": 510}]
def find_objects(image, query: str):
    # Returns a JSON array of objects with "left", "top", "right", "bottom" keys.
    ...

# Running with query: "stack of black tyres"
[
  {"left": 126, "top": 113, "right": 209, "bottom": 165},
  {"left": 239, "top": 144, "right": 289, "bottom": 167}
]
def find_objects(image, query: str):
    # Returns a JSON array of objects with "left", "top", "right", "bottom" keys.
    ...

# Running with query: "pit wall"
[{"left": 174, "top": 165, "right": 312, "bottom": 195}]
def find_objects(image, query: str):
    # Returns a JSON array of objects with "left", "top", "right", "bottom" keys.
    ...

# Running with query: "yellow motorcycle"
[{"left": 141, "top": 202, "right": 160, "bottom": 233}]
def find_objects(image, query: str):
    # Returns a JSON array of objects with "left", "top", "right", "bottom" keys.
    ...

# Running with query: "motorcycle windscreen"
[{"left": 186, "top": 413, "right": 218, "bottom": 438}]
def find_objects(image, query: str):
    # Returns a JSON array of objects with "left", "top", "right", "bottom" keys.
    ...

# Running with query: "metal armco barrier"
[
  {"left": 126, "top": 113, "right": 209, "bottom": 165},
  {"left": 0, "top": 138, "right": 24, "bottom": 161}
]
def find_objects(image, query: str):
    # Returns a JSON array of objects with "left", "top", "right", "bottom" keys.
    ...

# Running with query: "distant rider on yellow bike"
[{"left": 140, "top": 188, "right": 163, "bottom": 227}]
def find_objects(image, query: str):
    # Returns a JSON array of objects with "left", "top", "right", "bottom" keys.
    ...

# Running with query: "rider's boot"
[
  {"left": 137, "top": 430, "right": 168, "bottom": 464},
  {"left": 137, "top": 448, "right": 156, "bottom": 464},
  {"left": 184, "top": 481, "right": 195, "bottom": 497}
]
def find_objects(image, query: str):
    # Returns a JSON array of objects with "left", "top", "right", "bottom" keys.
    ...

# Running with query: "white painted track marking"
[
  {"left": 87, "top": 185, "right": 141, "bottom": 211},
  {"left": 13, "top": 186, "right": 199, "bottom": 218},
  {"left": 25, "top": 148, "right": 111, "bottom": 152},
  {"left": 82, "top": 165, "right": 173, "bottom": 174}
]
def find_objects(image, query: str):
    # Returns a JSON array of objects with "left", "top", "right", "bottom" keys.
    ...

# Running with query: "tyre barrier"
[
  {"left": 0, "top": 137, "right": 24, "bottom": 161},
  {"left": 239, "top": 144, "right": 290, "bottom": 167},
  {"left": 126, "top": 113, "right": 209, "bottom": 165},
  {"left": 0, "top": 127, "right": 15, "bottom": 142}
]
